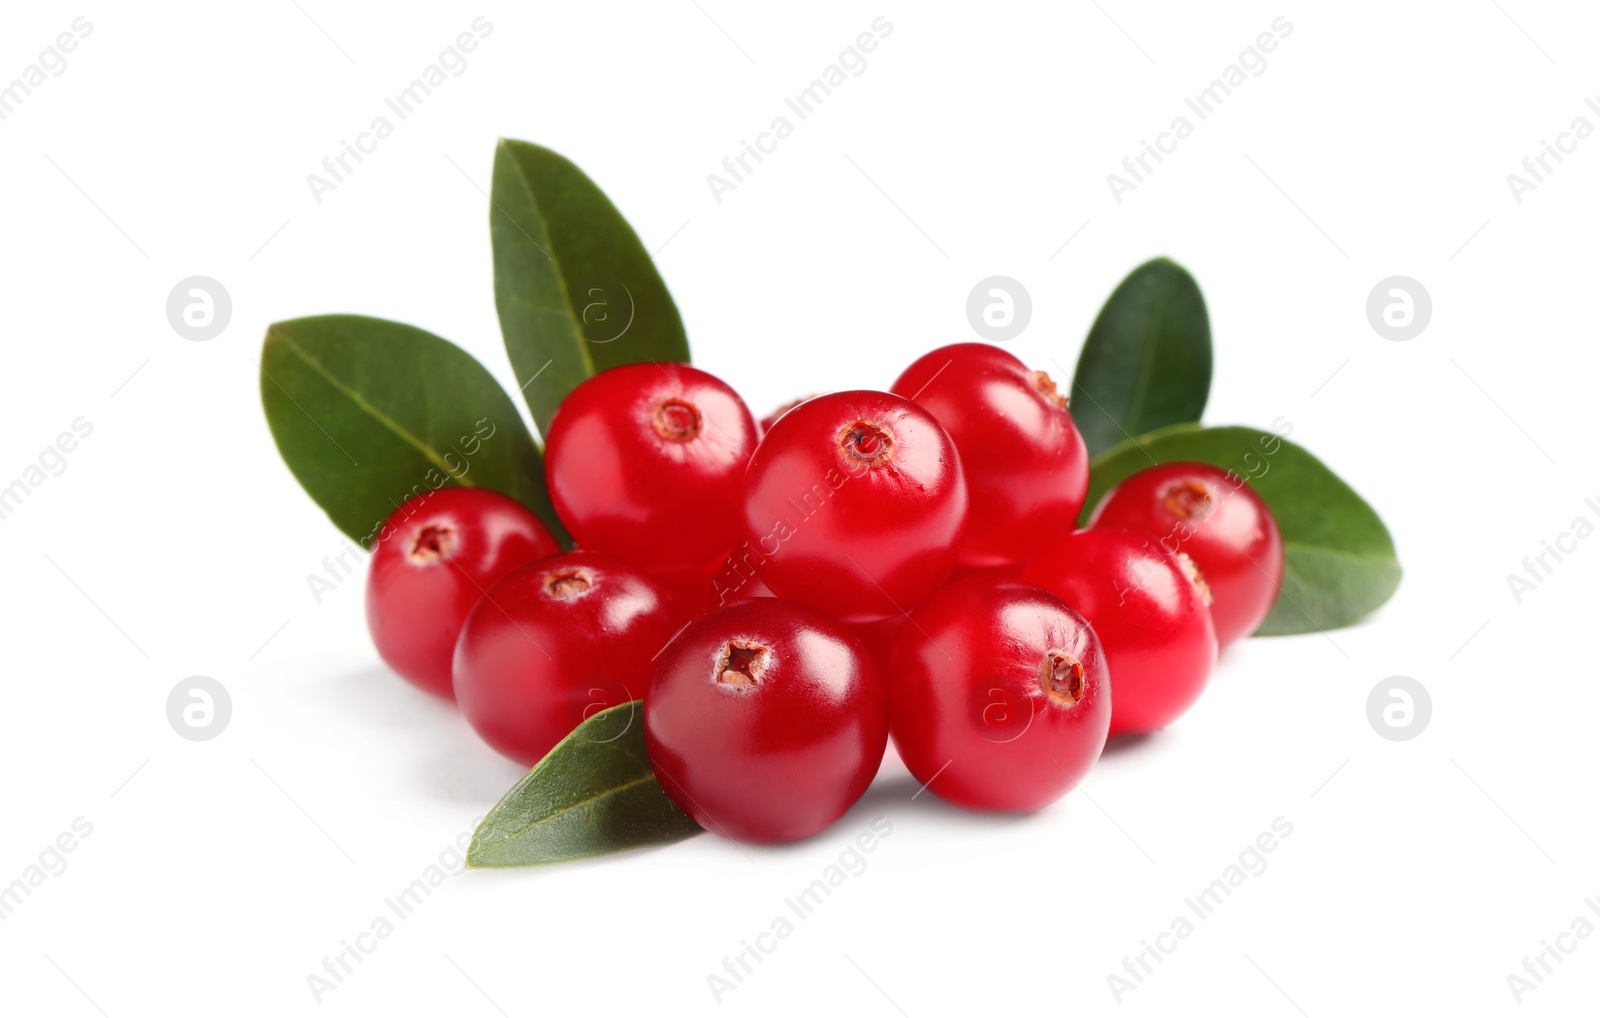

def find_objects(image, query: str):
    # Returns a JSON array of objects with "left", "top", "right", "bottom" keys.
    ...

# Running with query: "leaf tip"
[
  {"left": 1140, "top": 255, "right": 1194, "bottom": 278},
  {"left": 463, "top": 824, "right": 504, "bottom": 870}
]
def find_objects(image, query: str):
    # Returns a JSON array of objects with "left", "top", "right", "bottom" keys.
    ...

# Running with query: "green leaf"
[
  {"left": 260, "top": 314, "right": 565, "bottom": 547},
  {"left": 468, "top": 701, "right": 701, "bottom": 868},
  {"left": 491, "top": 139, "right": 690, "bottom": 438},
  {"left": 1071, "top": 258, "right": 1212, "bottom": 457},
  {"left": 1082, "top": 424, "right": 1401, "bottom": 635}
]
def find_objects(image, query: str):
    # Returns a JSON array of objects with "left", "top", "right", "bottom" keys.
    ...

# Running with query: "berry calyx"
[
  {"left": 543, "top": 566, "right": 593, "bottom": 598},
  {"left": 715, "top": 640, "right": 768, "bottom": 687},
  {"left": 653, "top": 398, "right": 701, "bottom": 440},
  {"left": 1032, "top": 369, "right": 1067, "bottom": 410},
  {"left": 840, "top": 420, "right": 894, "bottom": 467},
  {"left": 1163, "top": 480, "right": 1213, "bottom": 520},
  {"left": 410, "top": 524, "right": 454, "bottom": 560},
  {"left": 1042, "top": 650, "right": 1086, "bottom": 705},
  {"left": 1174, "top": 551, "right": 1214, "bottom": 606}
]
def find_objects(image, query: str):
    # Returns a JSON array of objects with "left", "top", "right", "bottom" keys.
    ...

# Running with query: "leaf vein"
[
  {"left": 269, "top": 330, "right": 475, "bottom": 487},
  {"left": 500, "top": 144, "right": 598, "bottom": 380},
  {"left": 490, "top": 771, "right": 660, "bottom": 841}
]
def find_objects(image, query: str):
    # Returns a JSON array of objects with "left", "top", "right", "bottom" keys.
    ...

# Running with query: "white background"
[{"left": 1, "top": 1, "right": 1596, "bottom": 1014}]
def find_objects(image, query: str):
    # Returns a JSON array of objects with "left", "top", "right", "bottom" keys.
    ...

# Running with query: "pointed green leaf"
[
  {"left": 1071, "top": 258, "right": 1212, "bottom": 456},
  {"left": 491, "top": 139, "right": 690, "bottom": 437},
  {"left": 468, "top": 701, "right": 701, "bottom": 868},
  {"left": 1083, "top": 424, "right": 1401, "bottom": 635},
  {"left": 260, "top": 314, "right": 565, "bottom": 547}
]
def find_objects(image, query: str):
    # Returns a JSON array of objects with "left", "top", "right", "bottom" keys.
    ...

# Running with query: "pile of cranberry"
[{"left": 365, "top": 342, "right": 1284, "bottom": 845}]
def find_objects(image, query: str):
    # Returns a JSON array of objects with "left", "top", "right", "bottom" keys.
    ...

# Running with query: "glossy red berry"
[
  {"left": 545, "top": 362, "right": 757, "bottom": 572},
  {"left": 891, "top": 343, "right": 1088, "bottom": 569},
  {"left": 758, "top": 394, "right": 816, "bottom": 437},
  {"left": 886, "top": 578, "right": 1110, "bottom": 812},
  {"left": 645, "top": 598, "right": 888, "bottom": 844},
  {"left": 365, "top": 488, "right": 559, "bottom": 699},
  {"left": 1089, "top": 462, "right": 1284, "bottom": 646},
  {"left": 453, "top": 552, "right": 682, "bottom": 766},
  {"left": 1020, "top": 528, "right": 1216, "bottom": 736},
  {"left": 740, "top": 390, "right": 968, "bottom": 624},
  {"left": 945, "top": 560, "right": 1024, "bottom": 584},
  {"left": 849, "top": 615, "right": 906, "bottom": 677},
  {"left": 652, "top": 546, "right": 776, "bottom": 618}
]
